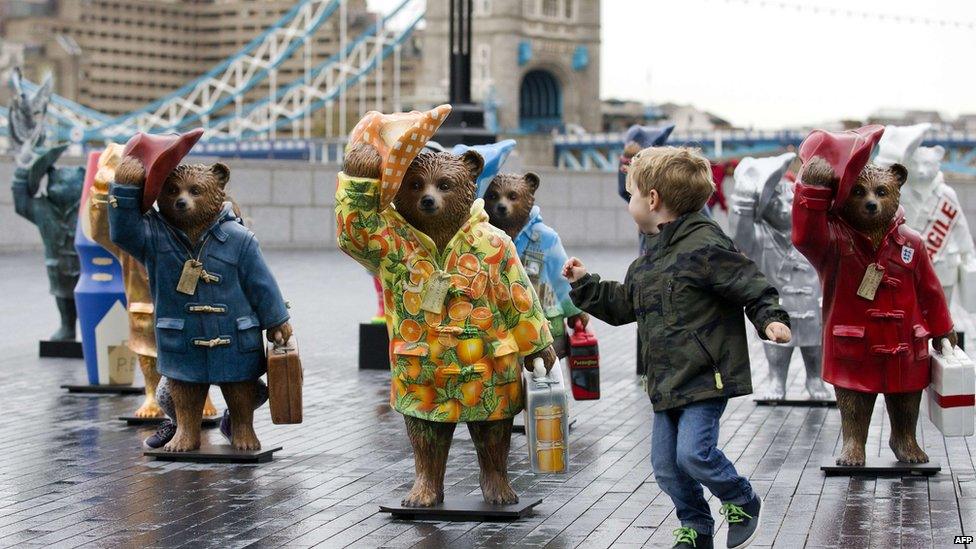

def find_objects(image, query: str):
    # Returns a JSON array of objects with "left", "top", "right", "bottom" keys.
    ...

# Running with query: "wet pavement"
[{"left": 0, "top": 248, "right": 973, "bottom": 548}]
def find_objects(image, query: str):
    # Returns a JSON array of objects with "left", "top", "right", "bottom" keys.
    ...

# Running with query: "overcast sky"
[
  {"left": 369, "top": 0, "right": 976, "bottom": 129},
  {"left": 601, "top": 0, "right": 976, "bottom": 128}
]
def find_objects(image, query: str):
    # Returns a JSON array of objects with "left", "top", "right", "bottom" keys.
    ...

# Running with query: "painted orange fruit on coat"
[
  {"left": 493, "top": 353, "right": 516, "bottom": 374},
  {"left": 409, "top": 384, "right": 437, "bottom": 412},
  {"left": 460, "top": 380, "right": 484, "bottom": 407},
  {"left": 511, "top": 283, "right": 532, "bottom": 313},
  {"left": 424, "top": 310, "right": 444, "bottom": 327},
  {"left": 494, "top": 283, "right": 511, "bottom": 302},
  {"left": 489, "top": 395, "right": 510, "bottom": 420},
  {"left": 403, "top": 356, "right": 422, "bottom": 379},
  {"left": 438, "top": 399, "right": 461, "bottom": 422},
  {"left": 457, "top": 337, "right": 484, "bottom": 365},
  {"left": 403, "top": 291, "right": 423, "bottom": 315},
  {"left": 437, "top": 332, "right": 460, "bottom": 348},
  {"left": 469, "top": 272, "right": 489, "bottom": 299},
  {"left": 384, "top": 289, "right": 395, "bottom": 313},
  {"left": 471, "top": 306, "right": 493, "bottom": 330},
  {"left": 513, "top": 320, "right": 540, "bottom": 352},
  {"left": 458, "top": 253, "right": 481, "bottom": 277},
  {"left": 451, "top": 273, "right": 469, "bottom": 289},
  {"left": 409, "top": 259, "right": 434, "bottom": 285},
  {"left": 448, "top": 299, "right": 473, "bottom": 321},
  {"left": 399, "top": 319, "right": 423, "bottom": 343}
]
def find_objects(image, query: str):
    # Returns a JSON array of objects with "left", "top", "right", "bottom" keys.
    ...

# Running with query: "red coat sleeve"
[
  {"left": 914, "top": 245, "right": 954, "bottom": 336},
  {"left": 791, "top": 183, "right": 836, "bottom": 269}
]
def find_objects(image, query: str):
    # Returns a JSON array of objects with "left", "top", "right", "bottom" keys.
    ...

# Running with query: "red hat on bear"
[
  {"left": 122, "top": 128, "right": 205, "bottom": 212},
  {"left": 798, "top": 125, "right": 884, "bottom": 212}
]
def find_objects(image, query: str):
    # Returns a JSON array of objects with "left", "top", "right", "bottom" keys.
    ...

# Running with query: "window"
[
  {"left": 473, "top": 0, "right": 491, "bottom": 16},
  {"left": 542, "top": 0, "right": 558, "bottom": 18}
]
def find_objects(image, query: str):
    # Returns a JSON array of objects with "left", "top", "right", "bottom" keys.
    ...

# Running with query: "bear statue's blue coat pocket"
[
  {"left": 156, "top": 317, "right": 187, "bottom": 354},
  {"left": 236, "top": 315, "right": 262, "bottom": 353}
]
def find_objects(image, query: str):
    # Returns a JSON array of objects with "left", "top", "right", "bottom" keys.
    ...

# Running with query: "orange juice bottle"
[{"left": 523, "top": 358, "right": 569, "bottom": 474}]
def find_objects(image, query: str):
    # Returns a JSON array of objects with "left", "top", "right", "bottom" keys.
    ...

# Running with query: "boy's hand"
[
  {"left": 765, "top": 322, "right": 791, "bottom": 343},
  {"left": 562, "top": 257, "right": 587, "bottom": 283}
]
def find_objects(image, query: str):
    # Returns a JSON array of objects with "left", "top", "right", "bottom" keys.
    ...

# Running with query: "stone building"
[{"left": 417, "top": 0, "right": 601, "bottom": 134}]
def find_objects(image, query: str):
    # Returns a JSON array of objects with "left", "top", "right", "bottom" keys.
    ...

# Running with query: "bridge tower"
[{"left": 418, "top": 0, "right": 601, "bottom": 135}]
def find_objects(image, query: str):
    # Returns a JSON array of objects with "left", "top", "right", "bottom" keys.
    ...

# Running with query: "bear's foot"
[
  {"left": 480, "top": 472, "right": 519, "bottom": 505},
  {"left": 49, "top": 325, "right": 76, "bottom": 342},
  {"left": 133, "top": 399, "right": 164, "bottom": 419},
  {"left": 890, "top": 437, "right": 929, "bottom": 464},
  {"left": 805, "top": 378, "right": 832, "bottom": 401},
  {"left": 836, "top": 441, "right": 865, "bottom": 466},
  {"left": 761, "top": 384, "right": 787, "bottom": 401},
  {"left": 231, "top": 424, "right": 261, "bottom": 451},
  {"left": 202, "top": 397, "right": 218, "bottom": 418},
  {"left": 401, "top": 479, "right": 440, "bottom": 507},
  {"left": 163, "top": 428, "right": 201, "bottom": 452}
]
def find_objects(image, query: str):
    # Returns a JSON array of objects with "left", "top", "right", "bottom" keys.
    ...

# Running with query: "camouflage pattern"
[{"left": 570, "top": 212, "right": 789, "bottom": 412}]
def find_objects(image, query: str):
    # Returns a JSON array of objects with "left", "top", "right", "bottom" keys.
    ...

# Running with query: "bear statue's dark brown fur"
[
  {"left": 483, "top": 172, "right": 540, "bottom": 240},
  {"left": 394, "top": 151, "right": 484, "bottom": 250},
  {"left": 114, "top": 156, "right": 290, "bottom": 453},
  {"left": 803, "top": 157, "right": 953, "bottom": 466},
  {"left": 342, "top": 142, "right": 556, "bottom": 508}
]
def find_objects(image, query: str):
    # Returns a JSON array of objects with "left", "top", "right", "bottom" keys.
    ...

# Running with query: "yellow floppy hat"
[{"left": 347, "top": 104, "right": 452, "bottom": 210}]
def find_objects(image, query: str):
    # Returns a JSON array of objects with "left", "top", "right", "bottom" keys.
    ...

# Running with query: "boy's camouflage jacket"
[{"left": 570, "top": 211, "right": 789, "bottom": 411}]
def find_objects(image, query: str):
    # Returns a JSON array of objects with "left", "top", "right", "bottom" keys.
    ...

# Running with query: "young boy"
[{"left": 563, "top": 147, "right": 791, "bottom": 549}]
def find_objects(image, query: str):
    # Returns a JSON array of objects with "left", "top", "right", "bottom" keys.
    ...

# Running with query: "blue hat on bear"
[
  {"left": 450, "top": 139, "right": 517, "bottom": 199},
  {"left": 623, "top": 124, "right": 675, "bottom": 149}
]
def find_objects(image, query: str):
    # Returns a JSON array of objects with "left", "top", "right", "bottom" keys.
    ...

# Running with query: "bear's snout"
[
  {"left": 864, "top": 201, "right": 878, "bottom": 214},
  {"left": 175, "top": 197, "right": 189, "bottom": 211},
  {"left": 493, "top": 203, "right": 509, "bottom": 217},
  {"left": 419, "top": 195, "right": 438, "bottom": 212}
]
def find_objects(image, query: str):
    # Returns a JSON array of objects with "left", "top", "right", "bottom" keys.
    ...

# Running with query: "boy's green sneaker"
[
  {"left": 672, "top": 527, "right": 713, "bottom": 548},
  {"left": 721, "top": 495, "right": 762, "bottom": 548}
]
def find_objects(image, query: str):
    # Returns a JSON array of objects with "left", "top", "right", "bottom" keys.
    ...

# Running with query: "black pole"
[{"left": 448, "top": 0, "right": 471, "bottom": 105}]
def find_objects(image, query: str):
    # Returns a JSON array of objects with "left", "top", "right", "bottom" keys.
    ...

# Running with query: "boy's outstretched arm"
[
  {"left": 702, "top": 243, "right": 791, "bottom": 341},
  {"left": 564, "top": 257, "right": 636, "bottom": 326}
]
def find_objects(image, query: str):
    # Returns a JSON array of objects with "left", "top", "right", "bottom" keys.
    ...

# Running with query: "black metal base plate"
[
  {"left": 513, "top": 417, "right": 577, "bottom": 434},
  {"left": 144, "top": 443, "right": 281, "bottom": 464},
  {"left": 821, "top": 457, "right": 941, "bottom": 477},
  {"left": 40, "top": 340, "right": 83, "bottom": 359},
  {"left": 379, "top": 496, "right": 542, "bottom": 522},
  {"left": 755, "top": 398, "right": 837, "bottom": 407},
  {"left": 61, "top": 384, "right": 144, "bottom": 395},
  {"left": 120, "top": 415, "right": 220, "bottom": 427},
  {"left": 359, "top": 322, "right": 390, "bottom": 370}
]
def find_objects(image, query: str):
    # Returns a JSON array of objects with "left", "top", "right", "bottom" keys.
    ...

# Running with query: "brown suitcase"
[{"left": 267, "top": 336, "right": 303, "bottom": 424}]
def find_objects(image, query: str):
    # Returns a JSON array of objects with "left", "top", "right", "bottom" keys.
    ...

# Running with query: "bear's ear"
[
  {"left": 525, "top": 172, "right": 541, "bottom": 194},
  {"left": 890, "top": 163, "right": 908, "bottom": 188},
  {"left": 211, "top": 163, "right": 230, "bottom": 190},
  {"left": 461, "top": 150, "right": 485, "bottom": 182}
]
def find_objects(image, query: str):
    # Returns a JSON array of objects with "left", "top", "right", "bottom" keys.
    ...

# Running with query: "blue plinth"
[{"left": 73, "top": 151, "right": 132, "bottom": 386}]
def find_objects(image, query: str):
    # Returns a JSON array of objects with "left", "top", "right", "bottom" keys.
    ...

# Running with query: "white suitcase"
[
  {"left": 523, "top": 358, "right": 569, "bottom": 474},
  {"left": 926, "top": 342, "right": 975, "bottom": 437}
]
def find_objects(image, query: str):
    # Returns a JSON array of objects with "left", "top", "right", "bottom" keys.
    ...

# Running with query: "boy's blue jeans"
[{"left": 651, "top": 397, "right": 755, "bottom": 536}]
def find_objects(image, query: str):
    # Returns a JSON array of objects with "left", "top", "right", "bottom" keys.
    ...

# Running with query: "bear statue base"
[
  {"left": 755, "top": 398, "right": 836, "bottom": 407},
  {"left": 359, "top": 322, "right": 390, "bottom": 370},
  {"left": 379, "top": 496, "right": 542, "bottom": 522},
  {"left": 61, "top": 384, "right": 144, "bottom": 395},
  {"left": 820, "top": 457, "right": 940, "bottom": 477},
  {"left": 145, "top": 442, "right": 282, "bottom": 464},
  {"left": 40, "top": 340, "right": 83, "bottom": 359},
  {"left": 119, "top": 415, "right": 220, "bottom": 427}
]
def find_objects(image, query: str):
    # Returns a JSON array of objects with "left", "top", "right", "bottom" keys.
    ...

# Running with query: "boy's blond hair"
[{"left": 626, "top": 146, "right": 715, "bottom": 215}]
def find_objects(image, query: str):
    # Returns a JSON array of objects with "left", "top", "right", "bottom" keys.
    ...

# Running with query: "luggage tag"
[
  {"left": 177, "top": 259, "right": 204, "bottom": 295},
  {"left": 856, "top": 263, "right": 884, "bottom": 301},
  {"left": 421, "top": 270, "right": 453, "bottom": 314}
]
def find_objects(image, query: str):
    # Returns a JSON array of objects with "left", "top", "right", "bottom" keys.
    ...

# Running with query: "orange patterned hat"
[{"left": 347, "top": 104, "right": 452, "bottom": 210}]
